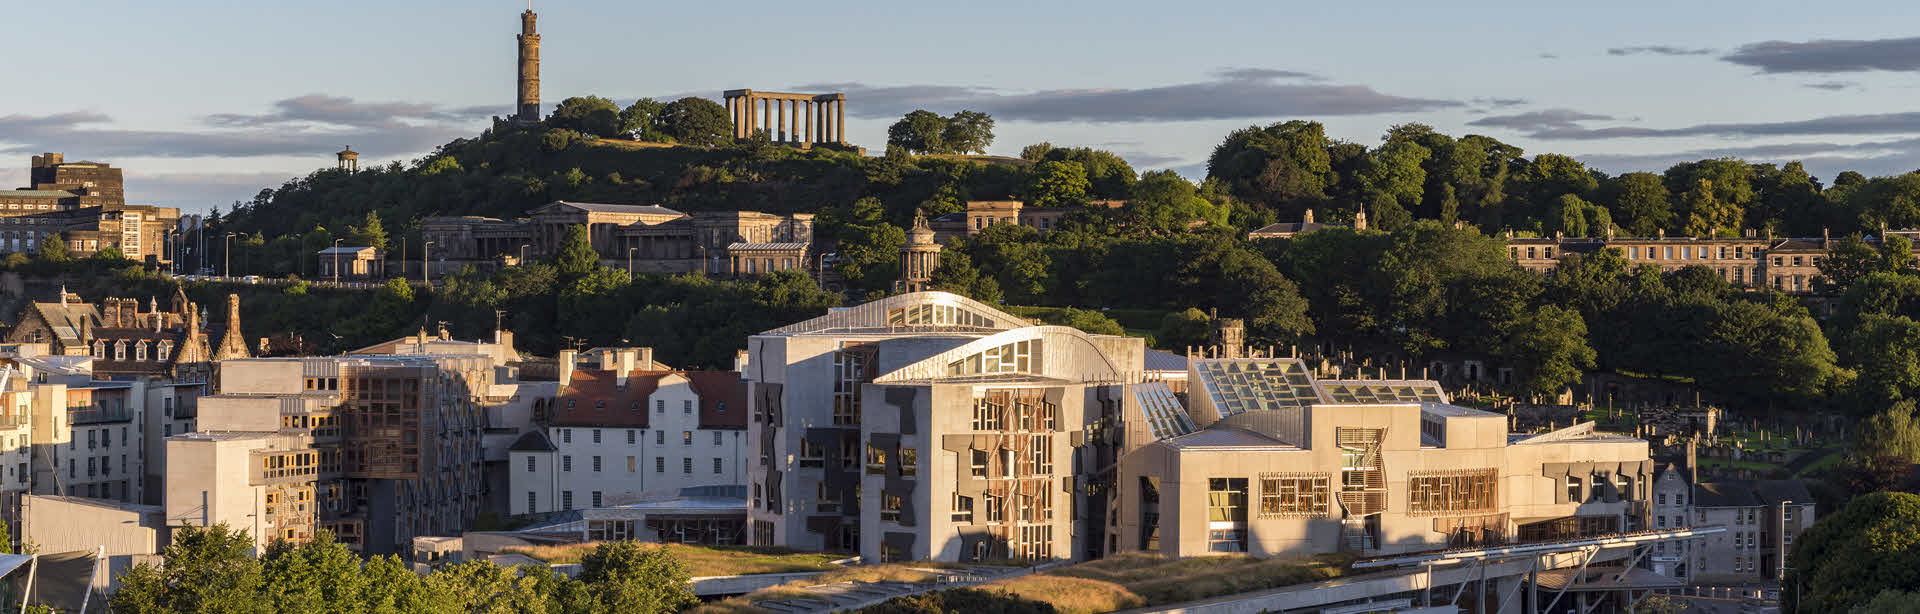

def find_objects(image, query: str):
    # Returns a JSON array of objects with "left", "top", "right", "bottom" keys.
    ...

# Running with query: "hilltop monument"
[{"left": 512, "top": 6, "right": 542, "bottom": 123}]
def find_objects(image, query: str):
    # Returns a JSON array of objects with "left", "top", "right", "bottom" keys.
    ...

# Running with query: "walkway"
[{"left": 750, "top": 565, "right": 1035, "bottom": 614}]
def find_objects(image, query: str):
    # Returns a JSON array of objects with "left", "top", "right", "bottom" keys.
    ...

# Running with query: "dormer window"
[
  {"left": 157, "top": 341, "right": 172, "bottom": 362},
  {"left": 717, "top": 401, "right": 726, "bottom": 413},
  {"left": 630, "top": 401, "right": 640, "bottom": 411},
  {"left": 92, "top": 341, "right": 104, "bottom": 359},
  {"left": 566, "top": 400, "right": 576, "bottom": 408},
  {"left": 595, "top": 400, "right": 605, "bottom": 408},
  {"left": 135, "top": 341, "right": 148, "bottom": 362},
  {"left": 114, "top": 340, "right": 126, "bottom": 361}
]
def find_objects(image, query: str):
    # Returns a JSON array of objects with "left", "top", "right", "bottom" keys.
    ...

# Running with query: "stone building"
[
  {"left": 1647, "top": 463, "right": 1813, "bottom": 585},
  {"left": 1247, "top": 207, "right": 1367, "bottom": 240},
  {"left": 928, "top": 200, "right": 1128, "bottom": 244},
  {"left": 896, "top": 212, "right": 942, "bottom": 292},
  {"left": 421, "top": 202, "right": 813, "bottom": 277},
  {"left": 316, "top": 246, "right": 386, "bottom": 280},
  {"left": 1504, "top": 229, "right": 1916, "bottom": 293},
  {"left": 509, "top": 348, "right": 748, "bottom": 515},
  {"left": 0, "top": 154, "right": 181, "bottom": 263},
  {"left": 2, "top": 288, "right": 245, "bottom": 380}
]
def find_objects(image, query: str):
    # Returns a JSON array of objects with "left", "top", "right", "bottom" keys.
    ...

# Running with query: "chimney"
[
  {"left": 735, "top": 349, "right": 750, "bottom": 373},
  {"left": 1686, "top": 438, "right": 1698, "bottom": 485},
  {"left": 616, "top": 348, "right": 638, "bottom": 389},
  {"left": 1823, "top": 227, "right": 1830, "bottom": 243},
  {"left": 1657, "top": 228, "right": 1665, "bottom": 239},
  {"left": 598, "top": 350, "right": 618, "bottom": 371},
  {"left": 637, "top": 347, "right": 655, "bottom": 370},
  {"left": 558, "top": 349, "right": 578, "bottom": 388},
  {"left": 1301, "top": 209, "right": 1315, "bottom": 225}
]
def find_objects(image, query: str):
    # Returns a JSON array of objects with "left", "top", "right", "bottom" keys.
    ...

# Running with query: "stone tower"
[
  {"left": 514, "top": 9, "right": 542, "bottom": 123},
  {"left": 213, "top": 293, "right": 252, "bottom": 361},
  {"left": 897, "top": 210, "right": 942, "bottom": 292},
  {"left": 1208, "top": 311, "right": 1246, "bottom": 359}
]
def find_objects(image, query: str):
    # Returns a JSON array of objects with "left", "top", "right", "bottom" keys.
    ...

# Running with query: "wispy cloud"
[
  {"left": 1580, "top": 136, "right": 1920, "bottom": 180},
  {"left": 1466, "top": 108, "right": 1615, "bottom": 133},
  {"left": 1607, "top": 45, "right": 1714, "bottom": 56},
  {"left": 1469, "top": 108, "right": 1920, "bottom": 141},
  {"left": 1803, "top": 81, "right": 1858, "bottom": 91},
  {"left": 793, "top": 69, "right": 1459, "bottom": 123},
  {"left": 0, "top": 94, "right": 487, "bottom": 160},
  {"left": 1722, "top": 36, "right": 1920, "bottom": 73}
]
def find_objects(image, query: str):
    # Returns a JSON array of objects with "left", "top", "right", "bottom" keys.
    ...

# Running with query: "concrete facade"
[{"left": 421, "top": 203, "right": 813, "bottom": 277}]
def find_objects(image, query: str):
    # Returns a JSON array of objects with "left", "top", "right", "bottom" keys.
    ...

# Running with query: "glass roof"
[
  {"left": 1319, "top": 381, "right": 1448, "bottom": 404},
  {"left": 1132, "top": 382, "right": 1195, "bottom": 440},
  {"left": 1194, "top": 360, "right": 1321, "bottom": 418}
]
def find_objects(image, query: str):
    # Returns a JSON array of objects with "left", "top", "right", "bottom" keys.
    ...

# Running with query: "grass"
[
  {"left": 689, "top": 562, "right": 983, "bottom": 614},
  {"left": 498, "top": 543, "right": 844, "bottom": 576},
  {"left": 986, "top": 552, "right": 1352, "bottom": 613},
  {"left": 1793, "top": 449, "right": 1844, "bottom": 477},
  {"left": 591, "top": 138, "right": 681, "bottom": 150}
]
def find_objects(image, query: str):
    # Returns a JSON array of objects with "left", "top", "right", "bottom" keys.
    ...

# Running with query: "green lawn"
[{"left": 986, "top": 553, "right": 1351, "bottom": 614}]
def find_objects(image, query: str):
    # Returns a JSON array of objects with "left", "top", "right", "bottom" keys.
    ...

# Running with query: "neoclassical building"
[
  {"left": 1504, "top": 228, "right": 1907, "bottom": 293},
  {"left": 422, "top": 202, "right": 813, "bottom": 277},
  {"left": 0, "top": 153, "right": 181, "bottom": 263}
]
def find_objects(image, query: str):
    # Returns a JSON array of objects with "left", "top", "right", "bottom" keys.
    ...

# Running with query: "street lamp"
[
  {"left": 166, "top": 230, "right": 179, "bottom": 276},
  {"left": 519, "top": 243, "right": 530, "bottom": 267},
  {"left": 224, "top": 232, "right": 236, "bottom": 279},
  {"left": 627, "top": 247, "right": 637, "bottom": 279},
  {"left": 332, "top": 238, "right": 344, "bottom": 286},
  {"left": 423, "top": 241, "right": 435, "bottom": 288}
]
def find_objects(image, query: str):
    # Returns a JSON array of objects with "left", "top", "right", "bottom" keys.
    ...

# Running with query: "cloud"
[
  {"left": 1473, "top": 97, "right": 1529, "bottom": 108},
  {"left": 1607, "top": 45, "right": 1714, "bottom": 56},
  {"left": 1579, "top": 136, "right": 1920, "bottom": 180},
  {"left": 1466, "top": 108, "right": 1615, "bottom": 132},
  {"left": 1803, "top": 81, "right": 1858, "bottom": 91},
  {"left": 1538, "top": 53, "right": 1559, "bottom": 59},
  {"left": 795, "top": 71, "right": 1459, "bottom": 123},
  {"left": 1722, "top": 36, "right": 1920, "bottom": 73},
  {"left": 0, "top": 94, "right": 488, "bottom": 160},
  {"left": 1113, "top": 152, "right": 1186, "bottom": 168}
]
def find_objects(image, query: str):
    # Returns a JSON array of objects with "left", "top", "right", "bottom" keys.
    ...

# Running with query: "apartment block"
[{"left": 1647, "top": 465, "right": 1814, "bottom": 584}]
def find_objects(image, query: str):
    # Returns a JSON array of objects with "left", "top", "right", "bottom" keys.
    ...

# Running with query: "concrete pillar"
[{"left": 836, "top": 100, "right": 846, "bottom": 144}]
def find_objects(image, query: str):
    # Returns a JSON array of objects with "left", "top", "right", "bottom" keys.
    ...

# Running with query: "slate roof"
[
  {"left": 551, "top": 369, "right": 668, "bottom": 428},
  {"left": 685, "top": 371, "right": 748, "bottom": 430},
  {"left": 508, "top": 430, "right": 557, "bottom": 452},
  {"left": 1694, "top": 479, "right": 1814, "bottom": 507},
  {"left": 1143, "top": 349, "right": 1187, "bottom": 372}
]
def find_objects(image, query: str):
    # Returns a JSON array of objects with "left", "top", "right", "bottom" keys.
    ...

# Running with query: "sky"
[{"left": 5, "top": 0, "right": 1920, "bottom": 212}]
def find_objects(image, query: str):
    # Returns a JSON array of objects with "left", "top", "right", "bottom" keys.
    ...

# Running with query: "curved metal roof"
[
  {"left": 872, "top": 325, "right": 1122, "bottom": 383},
  {"left": 760, "top": 291, "right": 1032, "bottom": 336}
]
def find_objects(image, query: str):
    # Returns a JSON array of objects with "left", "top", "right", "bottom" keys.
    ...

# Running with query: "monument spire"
[{"left": 514, "top": 5, "right": 542, "bottom": 123}]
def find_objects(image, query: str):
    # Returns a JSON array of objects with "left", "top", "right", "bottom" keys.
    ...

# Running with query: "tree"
[
  {"left": 1121, "top": 170, "right": 1226, "bottom": 235},
  {"left": 1206, "top": 120, "right": 1334, "bottom": 212},
  {"left": 1852, "top": 590, "right": 1920, "bottom": 614},
  {"left": 655, "top": 97, "right": 733, "bottom": 147},
  {"left": 1156, "top": 307, "right": 1212, "bottom": 350},
  {"left": 37, "top": 235, "right": 68, "bottom": 263},
  {"left": 1546, "top": 194, "right": 1611, "bottom": 238},
  {"left": 348, "top": 212, "right": 388, "bottom": 250},
  {"left": 940, "top": 110, "right": 995, "bottom": 155},
  {"left": 618, "top": 98, "right": 668, "bottom": 141},
  {"left": 1842, "top": 401, "right": 1920, "bottom": 494},
  {"left": 886, "top": 110, "right": 948, "bottom": 154},
  {"left": 425, "top": 560, "right": 564, "bottom": 614},
  {"left": 109, "top": 524, "right": 266, "bottom": 614},
  {"left": 1682, "top": 178, "right": 1741, "bottom": 237},
  {"left": 547, "top": 96, "right": 622, "bottom": 137},
  {"left": 550, "top": 224, "right": 601, "bottom": 278},
  {"left": 577, "top": 542, "right": 698, "bottom": 612},
  {"left": 260, "top": 532, "right": 368, "bottom": 614},
  {"left": 928, "top": 249, "right": 1002, "bottom": 303},
  {"left": 1786, "top": 492, "right": 1920, "bottom": 613},
  {"left": 1019, "top": 142, "right": 1055, "bottom": 161},
  {"left": 1846, "top": 314, "right": 1920, "bottom": 407},
  {"left": 1502, "top": 305, "right": 1596, "bottom": 398},
  {"left": 1045, "top": 308, "right": 1125, "bottom": 336},
  {"left": 1024, "top": 161, "right": 1090, "bottom": 208},
  {"left": 830, "top": 198, "right": 906, "bottom": 291},
  {"left": 93, "top": 245, "right": 128, "bottom": 262},
  {"left": 1604, "top": 172, "right": 1674, "bottom": 235}
]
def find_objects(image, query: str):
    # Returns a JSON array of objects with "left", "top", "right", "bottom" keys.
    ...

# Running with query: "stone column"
[
  {"left": 761, "top": 99, "right": 771, "bottom": 139},
  {"left": 777, "top": 100, "right": 786, "bottom": 142},
  {"left": 816, "top": 102, "right": 825, "bottom": 144},
  {"left": 790, "top": 100, "right": 800, "bottom": 143},
  {"left": 836, "top": 100, "right": 846, "bottom": 144}
]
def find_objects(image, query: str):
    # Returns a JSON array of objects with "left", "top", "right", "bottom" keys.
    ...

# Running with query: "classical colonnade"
[{"left": 722, "top": 90, "right": 846, "bottom": 145}]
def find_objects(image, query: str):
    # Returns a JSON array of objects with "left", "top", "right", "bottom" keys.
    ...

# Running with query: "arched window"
[
  {"left": 114, "top": 340, "right": 127, "bottom": 361},
  {"left": 157, "top": 341, "right": 172, "bottom": 362},
  {"left": 135, "top": 341, "right": 148, "bottom": 362},
  {"left": 92, "top": 340, "right": 105, "bottom": 359}
]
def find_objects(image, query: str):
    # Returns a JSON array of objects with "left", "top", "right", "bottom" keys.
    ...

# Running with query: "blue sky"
[{"left": 5, "top": 0, "right": 1920, "bottom": 211}]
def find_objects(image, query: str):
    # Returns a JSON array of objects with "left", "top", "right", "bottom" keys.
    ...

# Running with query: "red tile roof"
[
  {"left": 685, "top": 371, "right": 748, "bottom": 430},
  {"left": 551, "top": 369, "right": 666, "bottom": 428}
]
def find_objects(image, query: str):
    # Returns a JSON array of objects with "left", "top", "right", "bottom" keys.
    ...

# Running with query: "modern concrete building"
[
  {"left": 166, "top": 352, "right": 501, "bottom": 555},
  {"left": 0, "top": 153, "right": 182, "bottom": 263},
  {"left": 1114, "top": 357, "right": 1654, "bottom": 559},
  {"left": 509, "top": 348, "right": 749, "bottom": 515},
  {"left": 743, "top": 291, "right": 1146, "bottom": 562}
]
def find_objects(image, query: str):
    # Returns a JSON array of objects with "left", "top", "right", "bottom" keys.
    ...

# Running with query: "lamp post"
[
  {"left": 627, "top": 247, "right": 637, "bottom": 279},
  {"left": 332, "top": 238, "right": 344, "bottom": 286},
  {"left": 423, "top": 241, "right": 435, "bottom": 288},
  {"left": 166, "top": 231, "right": 179, "bottom": 276},
  {"left": 519, "top": 244, "right": 530, "bottom": 267},
  {"left": 224, "top": 232, "right": 236, "bottom": 279}
]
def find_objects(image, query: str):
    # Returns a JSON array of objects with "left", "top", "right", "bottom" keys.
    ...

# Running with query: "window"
[
  {"left": 1676, "top": 494, "right": 1685, "bottom": 505},
  {"left": 952, "top": 495, "right": 974, "bottom": 522},
  {"left": 526, "top": 456, "right": 536, "bottom": 472},
  {"left": 881, "top": 493, "right": 903, "bottom": 522},
  {"left": 1207, "top": 528, "right": 1246, "bottom": 552},
  {"left": 1784, "top": 506, "right": 1793, "bottom": 521},
  {"left": 1208, "top": 478, "right": 1249, "bottom": 523},
  {"left": 627, "top": 456, "right": 635, "bottom": 472},
  {"left": 1260, "top": 473, "right": 1331, "bottom": 517},
  {"left": 866, "top": 444, "right": 888, "bottom": 474},
  {"left": 832, "top": 349, "right": 868, "bottom": 426},
  {"left": 655, "top": 457, "right": 664, "bottom": 473},
  {"left": 527, "top": 491, "right": 536, "bottom": 513},
  {"left": 1408, "top": 469, "right": 1498, "bottom": 515},
  {"left": 680, "top": 457, "right": 692, "bottom": 474},
  {"left": 627, "top": 430, "right": 636, "bottom": 445},
  {"left": 657, "top": 430, "right": 665, "bottom": 445},
  {"left": 682, "top": 431, "right": 692, "bottom": 445},
  {"left": 592, "top": 456, "right": 602, "bottom": 472},
  {"left": 1567, "top": 476, "right": 1582, "bottom": 502},
  {"left": 714, "top": 431, "right": 723, "bottom": 446},
  {"left": 593, "top": 429, "right": 601, "bottom": 444},
  {"left": 899, "top": 447, "right": 918, "bottom": 477},
  {"left": 562, "top": 455, "right": 572, "bottom": 472},
  {"left": 561, "top": 429, "right": 572, "bottom": 444},
  {"left": 971, "top": 449, "right": 988, "bottom": 477},
  {"left": 591, "top": 491, "right": 603, "bottom": 507},
  {"left": 799, "top": 441, "right": 825, "bottom": 468},
  {"left": 714, "top": 458, "right": 723, "bottom": 474},
  {"left": 562, "top": 491, "right": 573, "bottom": 510},
  {"left": 985, "top": 492, "right": 1005, "bottom": 522},
  {"left": 656, "top": 400, "right": 664, "bottom": 413}
]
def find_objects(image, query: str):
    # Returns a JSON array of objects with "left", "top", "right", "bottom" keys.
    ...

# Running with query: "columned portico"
[{"left": 722, "top": 89, "right": 849, "bottom": 147}]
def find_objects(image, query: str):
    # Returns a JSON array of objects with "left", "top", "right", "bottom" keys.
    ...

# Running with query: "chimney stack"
[
  {"left": 558, "top": 349, "right": 577, "bottom": 389},
  {"left": 616, "top": 348, "right": 638, "bottom": 389}
]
